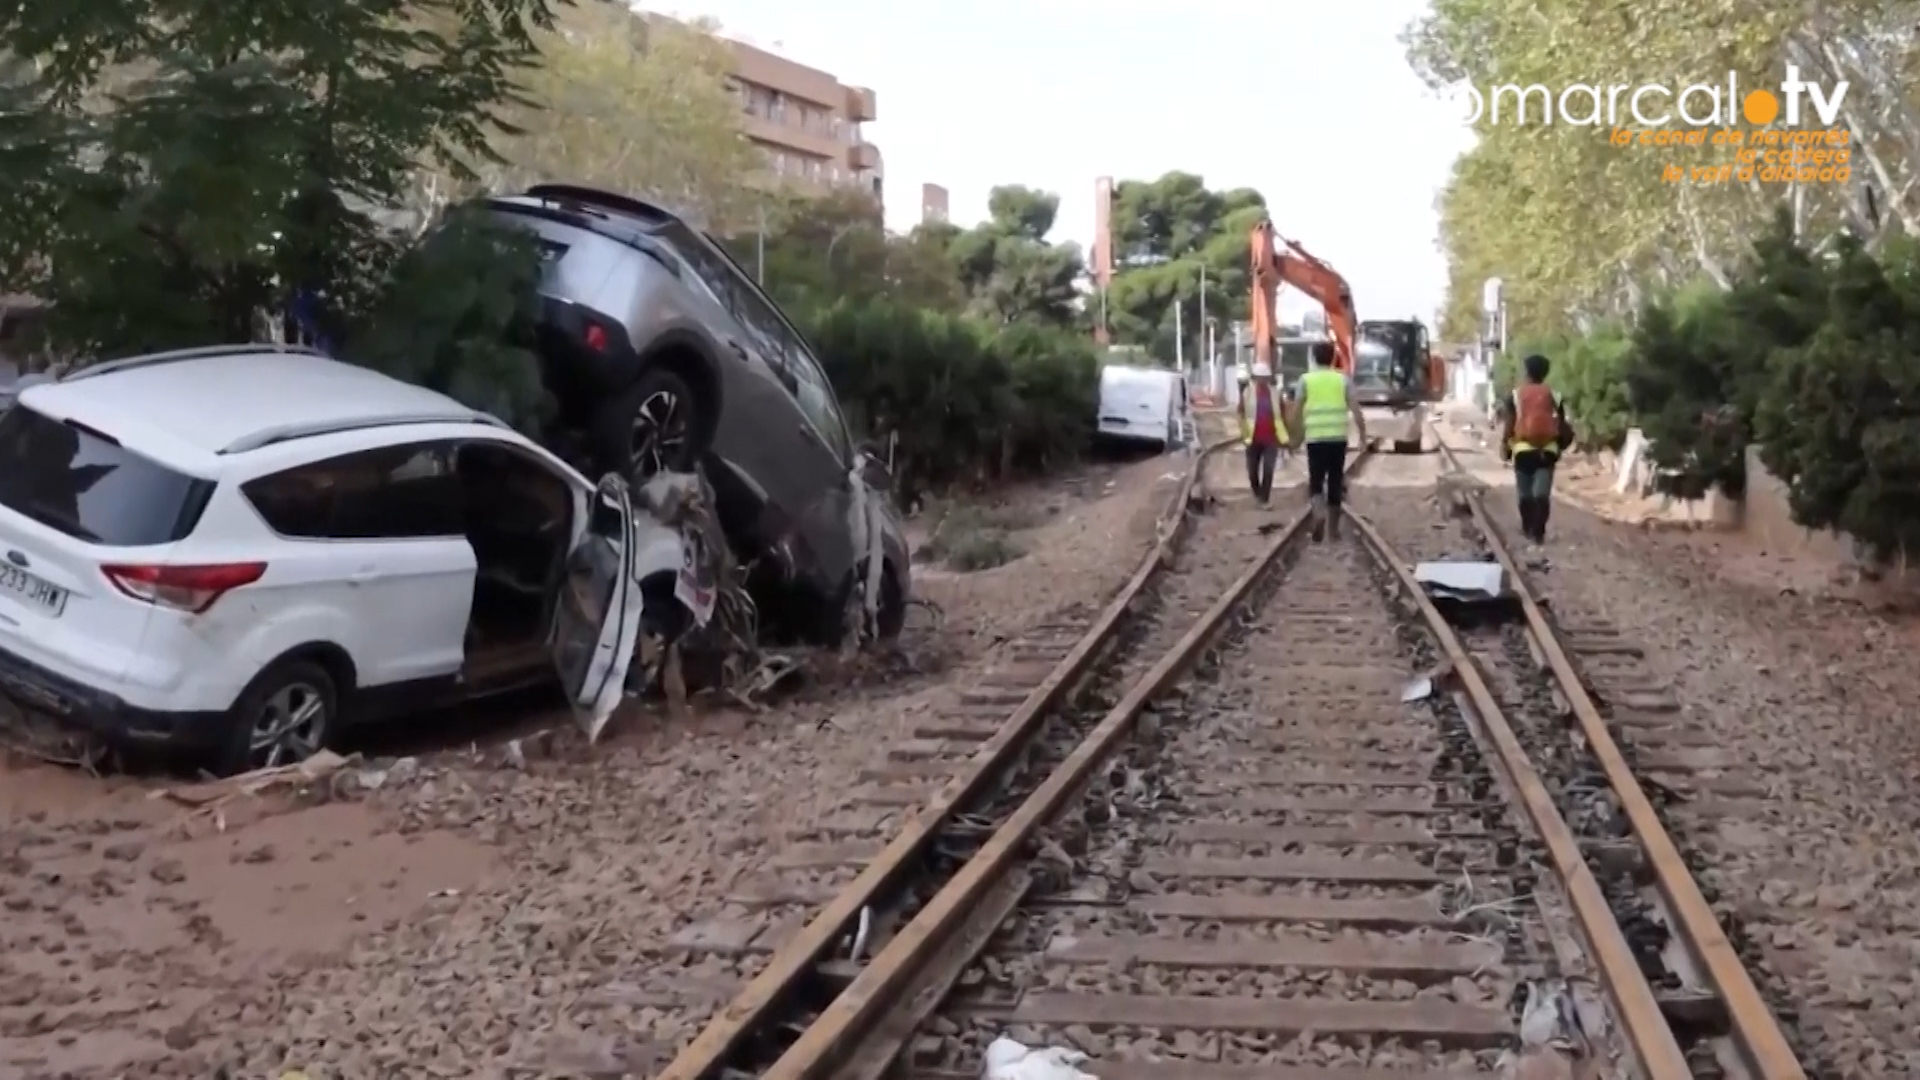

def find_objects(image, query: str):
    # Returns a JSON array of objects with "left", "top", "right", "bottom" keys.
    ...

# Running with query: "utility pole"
[
  {"left": 1173, "top": 295, "right": 1184, "bottom": 369},
  {"left": 1197, "top": 262, "right": 1207, "bottom": 381},
  {"left": 756, "top": 204, "right": 767, "bottom": 283}
]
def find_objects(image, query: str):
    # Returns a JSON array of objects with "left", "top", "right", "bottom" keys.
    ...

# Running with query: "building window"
[{"left": 769, "top": 91, "right": 787, "bottom": 122}]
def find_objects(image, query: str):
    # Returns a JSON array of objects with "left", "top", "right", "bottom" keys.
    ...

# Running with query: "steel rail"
[
  {"left": 1343, "top": 505, "right": 1694, "bottom": 1079},
  {"left": 1432, "top": 436, "right": 1805, "bottom": 1080},
  {"left": 756, "top": 444, "right": 1377, "bottom": 1080},
  {"left": 656, "top": 435, "right": 1239, "bottom": 1080}
]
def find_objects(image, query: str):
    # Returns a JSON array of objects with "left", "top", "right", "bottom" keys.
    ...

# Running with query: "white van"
[{"left": 1096, "top": 366, "right": 1191, "bottom": 451}]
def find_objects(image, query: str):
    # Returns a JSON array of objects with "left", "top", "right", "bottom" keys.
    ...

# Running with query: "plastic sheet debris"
[
  {"left": 1414, "top": 560, "right": 1505, "bottom": 601},
  {"left": 1516, "top": 977, "right": 1600, "bottom": 1054},
  {"left": 1416, "top": 560, "right": 1521, "bottom": 623},
  {"left": 981, "top": 1036, "right": 1099, "bottom": 1080}
]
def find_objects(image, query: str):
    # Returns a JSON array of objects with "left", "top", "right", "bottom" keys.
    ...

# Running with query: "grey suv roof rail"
[
  {"left": 220, "top": 411, "right": 508, "bottom": 455},
  {"left": 64, "top": 342, "right": 329, "bottom": 383},
  {"left": 524, "top": 184, "right": 674, "bottom": 225}
]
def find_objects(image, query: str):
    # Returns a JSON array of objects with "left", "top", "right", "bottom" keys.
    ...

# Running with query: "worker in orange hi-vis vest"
[{"left": 1498, "top": 353, "right": 1576, "bottom": 544}]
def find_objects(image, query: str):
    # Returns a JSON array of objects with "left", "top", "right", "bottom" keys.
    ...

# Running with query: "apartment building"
[
  {"left": 724, "top": 37, "right": 882, "bottom": 207},
  {"left": 920, "top": 183, "right": 949, "bottom": 224}
]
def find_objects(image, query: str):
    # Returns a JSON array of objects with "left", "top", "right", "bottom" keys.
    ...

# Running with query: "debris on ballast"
[
  {"left": 618, "top": 468, "right": 798, "bottom": 730},
  {"left": 981, "top": 1036, "right": 1100, "bottom": 1080}
]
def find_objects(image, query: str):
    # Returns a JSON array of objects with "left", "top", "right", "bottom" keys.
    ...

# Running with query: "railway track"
[
  {"left": 641, "top": 437, "right": 1363, "bottom": 1077},
  {"left": 645, "top": 430, "right": 1809, "bottom": 1080}
]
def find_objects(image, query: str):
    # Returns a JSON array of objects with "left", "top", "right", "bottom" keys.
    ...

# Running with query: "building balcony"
[
  {"left": 844, "top": 85, "right": 877, "bottom": 122},
  {"left": 846, "top": 141, "right": 881, "bottom": 171},
  {"left": 742, "top": 112, "right": 844, "bottom": 160}
]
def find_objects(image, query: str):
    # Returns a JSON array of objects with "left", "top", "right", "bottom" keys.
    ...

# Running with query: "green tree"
[
  {"left": 941, "top": 185, "right": 1084, "bottom": 326},
  {"left": 1104, "top": 172, "right": 1266, "bottom": 361},
  {"left": 1408, "top": 0, "right": 1919, "bottom": 340},
  {"left": 488, "top": 8, "right": 761, "bottom": 231},
  {"left": 0, "top": 0, "right": 563, "bottom": 427},
  {"left": 734, "top": 189, "right": 965, "bottom": 316}
]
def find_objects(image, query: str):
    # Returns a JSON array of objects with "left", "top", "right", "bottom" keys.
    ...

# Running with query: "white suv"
[{"left": 0, "top": 344, "right": 687, "bottom": 774}]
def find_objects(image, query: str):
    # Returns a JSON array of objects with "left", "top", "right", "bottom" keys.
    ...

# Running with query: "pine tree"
[{"left": 1755, "top": 231, "right": 1920, "bottom": 561}]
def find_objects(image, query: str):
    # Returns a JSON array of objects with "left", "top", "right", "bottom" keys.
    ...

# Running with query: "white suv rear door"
[{"left": 550, "top": 473, "right": 646, "bottom": 742}]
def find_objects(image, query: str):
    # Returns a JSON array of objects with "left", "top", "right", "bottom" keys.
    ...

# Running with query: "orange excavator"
[
  {"left": 1247, "top": 219, "right": 1447, "bottom": 451},
  {"left": 1248, "top": 219, "right": 1354, "bottom": 377}
]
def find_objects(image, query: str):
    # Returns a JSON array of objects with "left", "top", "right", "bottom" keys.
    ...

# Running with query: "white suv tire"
[{"left": 217, "top": 658, "right": 339, "bottom": 776}]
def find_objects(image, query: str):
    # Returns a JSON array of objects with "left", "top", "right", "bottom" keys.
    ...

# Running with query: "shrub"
[
  {"left": 1752, "top": 232, "right": 1920, "bottom": 561},
  {"left": 1528, "top": 204, "right": 1920, "bottom": 558},
  {"left": 798, "top": 298, "right": 1100, "bottom": 504},
  {"left": 1618, "top": 211, "right": 1823, "bottom": 498}
]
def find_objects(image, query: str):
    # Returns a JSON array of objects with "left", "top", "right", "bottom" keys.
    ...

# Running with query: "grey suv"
[{"left": 478, "top": 184, "right": 909, "bottom": 641}]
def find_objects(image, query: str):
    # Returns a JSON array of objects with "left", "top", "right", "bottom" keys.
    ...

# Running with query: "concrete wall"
[{"left": 1740, "top": 446, "right": 1858, "bottom": 561}]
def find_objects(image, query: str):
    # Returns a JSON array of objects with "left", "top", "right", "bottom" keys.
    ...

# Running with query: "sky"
[{"left": 653, "top": 0, "right": 1476, "bottom": 325}]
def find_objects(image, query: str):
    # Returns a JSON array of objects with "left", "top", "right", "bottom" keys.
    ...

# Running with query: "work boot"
[
  {"left": 1309, "top": 498, "right": 1326, "bottom": 541},
  {"left": 1327, "top": 511, "right": 1342, "bottom": 540}
]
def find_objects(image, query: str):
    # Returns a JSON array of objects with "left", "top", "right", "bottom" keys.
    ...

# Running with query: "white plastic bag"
[{"left": 981, "top": 1036, "right": 1099, "bottom": 1080}]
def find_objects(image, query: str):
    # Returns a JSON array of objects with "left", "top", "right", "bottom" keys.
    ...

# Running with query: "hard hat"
[
  {"left": 1235, "top": 364, "right": 1251, "bottom": 384},
  {"left": 1251, "top": 363, "right": 1272, "bottom": 379}
]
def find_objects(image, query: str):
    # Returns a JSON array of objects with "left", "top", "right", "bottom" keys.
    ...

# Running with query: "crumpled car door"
[{"left": 549, "top": 474, "right": 646, "bottom": 742}]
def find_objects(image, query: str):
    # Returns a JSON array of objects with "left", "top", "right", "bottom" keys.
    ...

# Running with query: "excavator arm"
[{"left": 1248, "top": 219, "right": 1355, "bottom": 374}]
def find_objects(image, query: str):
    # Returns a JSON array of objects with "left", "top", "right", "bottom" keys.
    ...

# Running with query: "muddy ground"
[{"left": 0, "top": 442, "right": 1196, "bottom": 1078}]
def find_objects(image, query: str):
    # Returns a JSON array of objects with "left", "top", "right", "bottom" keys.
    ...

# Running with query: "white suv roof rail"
[
  {"left": 220, "top": 412, "right": 508, "bottom": 455},
  {"left": 63, "top": 342, "right": 330, "bottom": 383}
]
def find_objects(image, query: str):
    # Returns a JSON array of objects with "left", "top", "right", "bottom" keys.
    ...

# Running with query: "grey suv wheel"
[{"left": 593, "top": 368, "right": 703, "bottom": 480}]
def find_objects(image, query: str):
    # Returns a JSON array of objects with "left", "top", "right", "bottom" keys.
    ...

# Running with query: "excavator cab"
[
  {"left": 1350, "top": 319, "right": 1439, "bottom": 452},
  {"left": 1353, "top": 320, "right": 1430, "bottom": 407}
]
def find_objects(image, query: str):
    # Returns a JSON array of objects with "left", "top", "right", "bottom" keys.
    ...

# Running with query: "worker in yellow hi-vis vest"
[{"left": 1286, "top": 342, "right": 1367, "bottom": 540}]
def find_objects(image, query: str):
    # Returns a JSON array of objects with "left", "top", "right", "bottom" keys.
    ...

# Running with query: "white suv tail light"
[{"left": 101, "top": 562, "right": 267, "bottom": 614}]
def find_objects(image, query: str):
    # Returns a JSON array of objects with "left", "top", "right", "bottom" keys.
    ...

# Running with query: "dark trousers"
[
  {"left": 1245, "top": 442, "right": 1278, "bottom": 502},
  {"left": 1306, "top": 440, "right": 1346, "bottom": 509},
  {"left": 1513, "top": 450, "right": 1557, "bottom": 540}
]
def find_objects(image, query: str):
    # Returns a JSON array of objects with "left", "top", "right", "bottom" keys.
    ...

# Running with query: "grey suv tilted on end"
[{"left": 477, "top": 184, "right": 908, "bottom": 641}]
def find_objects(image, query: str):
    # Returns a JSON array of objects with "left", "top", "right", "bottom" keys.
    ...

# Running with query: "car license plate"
[{"left": 0, "top": 563, "right": 66, "bottom": 616}]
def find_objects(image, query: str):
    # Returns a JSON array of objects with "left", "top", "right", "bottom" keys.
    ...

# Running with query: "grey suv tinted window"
[
  {"left": 783, "top": 342, "right": 851, "bottom": 458},
  {"left": 0, "top": 405, "right": 214, "bottom": 545},
  {"left": 673, "top": 229, "right": 794, "bottom": 372},
  {"left": 245, "top": 443, "right": 462, "bottom": 540},
  {"left": 657, "top": 223, "right": 745, "bottom": 315},
  {"left": 657, "top": 223, "right": 851, "bottom": 457}
]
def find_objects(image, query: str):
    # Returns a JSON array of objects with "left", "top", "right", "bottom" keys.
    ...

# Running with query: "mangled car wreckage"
[
  {"left": 0, "top": 184, "right": 914, "bottom": 772},
  {"left": 478, "top": 183, "right": 911, "bottom": 645}
]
